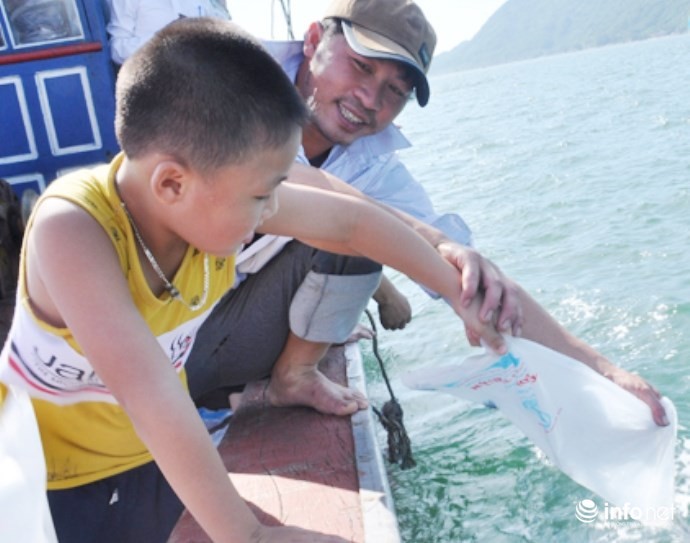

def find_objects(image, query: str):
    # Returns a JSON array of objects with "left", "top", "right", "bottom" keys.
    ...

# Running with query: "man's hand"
[
  {"left": 437, "top": 242, "right": 523, "bottom": 339},
  {"left": 373, "top": 276, "right": 412, "bottom": 330},
  {"left": 603, "top": 365, "right": 669, "bottom": 427}
]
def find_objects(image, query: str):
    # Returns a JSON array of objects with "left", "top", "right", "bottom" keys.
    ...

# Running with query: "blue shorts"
[{"left": 47, "top": 460, "right": 184, "bottom": 543}]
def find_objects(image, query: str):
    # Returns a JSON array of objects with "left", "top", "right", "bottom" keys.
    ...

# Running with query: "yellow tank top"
[{"left": 0, "top": 155, "right": 235, "bottom": 489}]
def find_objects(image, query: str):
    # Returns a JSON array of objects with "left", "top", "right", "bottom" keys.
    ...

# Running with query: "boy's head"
[{"left": 115, "top": 18, "right": 307, "bottom": 172}]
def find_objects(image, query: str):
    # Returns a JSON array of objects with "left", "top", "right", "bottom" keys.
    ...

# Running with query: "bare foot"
[{"left": 266, "top": 366, "right": 369, "bottom": 416}]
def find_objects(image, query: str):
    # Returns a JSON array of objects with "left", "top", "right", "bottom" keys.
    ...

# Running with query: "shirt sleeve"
[
  {"left": 106, "top": 1, "right": 177, "bottom": 64},
  {"left": 347, "top": 152, "right": 473, "bottom": 246}
]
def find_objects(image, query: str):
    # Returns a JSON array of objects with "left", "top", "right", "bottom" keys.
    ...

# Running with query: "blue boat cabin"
[{"left": 0, "top": 0, "right": 119, "bottom": 199}]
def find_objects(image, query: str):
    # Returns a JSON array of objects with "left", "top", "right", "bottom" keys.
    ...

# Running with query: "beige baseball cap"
[{"left": 323, "top": 0, "right": 436, "bottom": 106}]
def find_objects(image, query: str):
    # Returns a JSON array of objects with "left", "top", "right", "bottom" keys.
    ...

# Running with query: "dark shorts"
[{"left": 47, "top": 461, "right": 184, "bottom": 543}]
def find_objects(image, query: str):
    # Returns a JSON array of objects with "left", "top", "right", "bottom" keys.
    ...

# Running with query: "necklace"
[{"left": 119, "top": 199, "right": 210, "bottom": 311}]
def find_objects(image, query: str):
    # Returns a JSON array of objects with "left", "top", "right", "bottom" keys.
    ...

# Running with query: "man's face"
[{"left": 297, "top": 24, "right": 414, "bottom": 154}]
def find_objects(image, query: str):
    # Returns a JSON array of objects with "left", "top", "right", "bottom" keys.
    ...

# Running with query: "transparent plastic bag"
[
  {"left": 0, "top": 386, "right": 58, "bottom": 542},
  {"left": 402, "top": 337, "right": 677, "bottom": 517}
]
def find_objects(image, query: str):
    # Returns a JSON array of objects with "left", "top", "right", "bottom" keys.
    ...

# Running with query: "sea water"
[{"left": 360, "top": 34, "right": 690, "bottom": 543}]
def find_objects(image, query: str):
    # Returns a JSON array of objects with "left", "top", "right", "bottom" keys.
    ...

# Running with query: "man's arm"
[
  {"left": 287, "top": 163, "right": 522, "bottom": 332},
  {"left": 512, "top": 283, "right": 668, "bottom": 426}
]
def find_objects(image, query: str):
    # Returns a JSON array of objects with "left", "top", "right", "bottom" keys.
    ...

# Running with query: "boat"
[
  {"left": 169, "top": 343, "right": 401, "bottom": 543},
  {"left": 0, "top": 0, "right": 119, "bottom": 199},
  {"left": 0, "top": 3, "right": 402, "bottom": 541}
]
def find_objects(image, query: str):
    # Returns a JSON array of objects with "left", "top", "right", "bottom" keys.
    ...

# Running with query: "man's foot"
[{"left": 266, "top": 366, "right": 368, "bottom": 416}]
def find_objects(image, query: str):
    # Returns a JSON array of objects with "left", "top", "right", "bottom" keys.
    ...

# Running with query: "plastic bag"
[
  {"left": 0, "top": 386, "right": 58, "bottom": 542},
  {"left": 402, "top": 336, "right": 677, "bottom": 518}
]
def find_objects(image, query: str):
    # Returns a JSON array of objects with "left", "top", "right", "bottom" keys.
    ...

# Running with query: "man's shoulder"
[{"left": 262, "top": 40, "right": 304, "bottom": 68}]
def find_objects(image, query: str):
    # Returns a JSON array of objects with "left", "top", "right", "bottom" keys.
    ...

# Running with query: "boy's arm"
[
  {"left": 28, "top": 199, "right": 345, "bottom": 543},
  {"left": 260, "top": 183, "right": 508, "bottom": 353}
]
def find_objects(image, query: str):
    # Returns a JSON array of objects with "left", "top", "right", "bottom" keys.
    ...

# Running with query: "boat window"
[
  {"left": 2, "top": 0, "right": 84, "bottom": 48},
  {"left": 0, "top": 25, "right": 6, "bottom": 50}
]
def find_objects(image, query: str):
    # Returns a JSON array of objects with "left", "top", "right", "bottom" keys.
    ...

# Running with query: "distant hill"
[{"left": 432, "top": 0, "right": 690, "bottom": 74}]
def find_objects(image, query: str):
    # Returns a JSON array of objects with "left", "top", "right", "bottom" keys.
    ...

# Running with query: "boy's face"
[
  {"left": 298, "top": 25, "right": 413, "bottom": 152},
  {"left": 181, "top": 129, "right": 301, "bottom": 257}
]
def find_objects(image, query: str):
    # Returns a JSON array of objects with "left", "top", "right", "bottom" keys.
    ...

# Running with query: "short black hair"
[{"left": 115, "top": 18, "right": 307, "bottom": 172}]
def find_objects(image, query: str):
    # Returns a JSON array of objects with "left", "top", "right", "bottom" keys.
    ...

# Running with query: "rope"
[
  {"left": 271, "top": 0, "right": 294, "bottom": 40},
  {"left": 364, "top": 309, "right": 416, "bottom": 470}
]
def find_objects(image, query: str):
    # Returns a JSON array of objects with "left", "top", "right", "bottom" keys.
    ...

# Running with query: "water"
[{"left": 359, "top": 34, "right": 690, "bottom": 543}]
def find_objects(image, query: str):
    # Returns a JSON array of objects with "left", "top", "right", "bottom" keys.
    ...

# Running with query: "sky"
[{"left": 228, "top": 0, "right": 508, "bottom": 54}]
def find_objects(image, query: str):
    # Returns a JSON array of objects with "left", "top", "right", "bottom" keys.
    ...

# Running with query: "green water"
[{"left": 361, "top": 34, "right": 690, "bottom": 542}]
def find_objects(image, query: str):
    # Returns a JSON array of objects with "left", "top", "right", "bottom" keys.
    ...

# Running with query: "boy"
[{"left": 0, "top": 18, "right": 504, "bottom": 542}]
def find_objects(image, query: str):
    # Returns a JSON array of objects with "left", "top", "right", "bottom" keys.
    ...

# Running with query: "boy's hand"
[
  {"left": 437, "top": 243, "right": 523, "bottom": 337},
  {"left": 450, "top": 292, "right": 508, "bottom": 355}
]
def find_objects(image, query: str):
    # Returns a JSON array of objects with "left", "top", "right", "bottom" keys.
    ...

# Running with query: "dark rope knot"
[
  {"left": 373, "top": 400, "right": 416, "bottom": 469},
  {"left": 365, "top": 309, "right": 416, "bottom": 470}
]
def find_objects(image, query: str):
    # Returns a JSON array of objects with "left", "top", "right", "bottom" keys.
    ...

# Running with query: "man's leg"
[
  {"left": 266, "top": 251, "right": 381, "bottom": 415},
  {"left": 187, "top": 241, "right": 381, "bottom": 415},
  {"left": 186, "top": 241, "right": 314, "bottom": 407}
]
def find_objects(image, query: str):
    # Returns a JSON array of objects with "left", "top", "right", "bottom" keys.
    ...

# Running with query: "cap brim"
[{"left": 341, "top": 21, "right": 430, "bottom": 107}]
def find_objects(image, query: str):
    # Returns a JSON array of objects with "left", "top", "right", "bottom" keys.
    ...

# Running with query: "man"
[{"left": 186, "top": 0, "right": 667, "bottom": 426}]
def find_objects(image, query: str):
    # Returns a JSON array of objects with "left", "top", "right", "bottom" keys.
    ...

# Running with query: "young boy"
[{"left": 0, "top": 18, "right": 504, "bottom": 542}]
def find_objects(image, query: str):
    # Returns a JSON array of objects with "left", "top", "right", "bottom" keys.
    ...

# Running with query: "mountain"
[{"left": 432, "top": 0, "right": 690, "bottom": 74}]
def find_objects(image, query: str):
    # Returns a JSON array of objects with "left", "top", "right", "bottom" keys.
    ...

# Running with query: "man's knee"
[
  {"left": 289, "top": 268, "right": 382, "bottom": 343},
  {"left": 311, "top": 252, "right": 382, "bottom": 276}
]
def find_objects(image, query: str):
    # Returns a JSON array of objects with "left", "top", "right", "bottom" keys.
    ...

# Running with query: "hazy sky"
[{"left": 229, "top": 0, "right": 508, "bottom": 53}]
